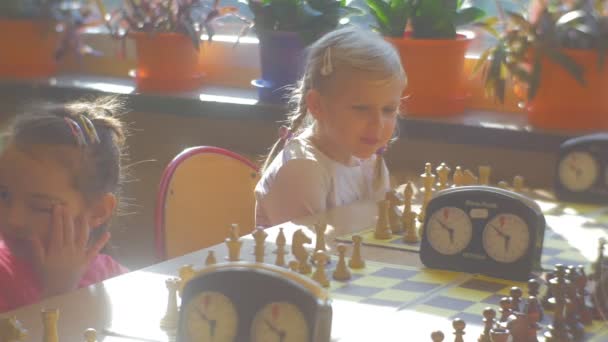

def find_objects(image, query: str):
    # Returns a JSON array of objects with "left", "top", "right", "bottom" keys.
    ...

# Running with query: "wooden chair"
[{"left": 155, "top": 146, "right": 259, "bottom": 260}]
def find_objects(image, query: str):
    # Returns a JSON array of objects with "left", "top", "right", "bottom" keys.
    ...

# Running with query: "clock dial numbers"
[
  {"left": 184, "top": 291, "right": 238, "bottom": 342},
  {"left": 427, "top": 207, "right": 473, "bottom": 255},
  {"left": 558, "top": 151, "right": 599, "bottom": 192},
  {"left": 251, "top": 302, "right": 309, "bottom": 342},
  {"left": 482, "top": 214, "right": 530, "bottom": 263}
]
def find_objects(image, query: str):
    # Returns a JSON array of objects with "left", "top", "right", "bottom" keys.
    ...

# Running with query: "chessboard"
[
  {"left": 335, "top": 190, "right": 608, "bottom": 272},
  {"left": 407, "top": 273, "right": 608, "bottom": 340}
]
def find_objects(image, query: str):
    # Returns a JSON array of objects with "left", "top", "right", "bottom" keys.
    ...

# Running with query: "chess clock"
[
  {"left": 420, "top": 186, "right": 546, "bottom": 281},
  {"left": 554, "top": 133, "right": 608, "bottom": 204},
  {"left": 177, "top": 262, "right": 332, "bottom": 342}
]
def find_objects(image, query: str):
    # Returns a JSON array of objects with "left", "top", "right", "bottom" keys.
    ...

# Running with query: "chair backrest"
[{"left": 155, "top": 146, "right": 259, "bottom": 260}]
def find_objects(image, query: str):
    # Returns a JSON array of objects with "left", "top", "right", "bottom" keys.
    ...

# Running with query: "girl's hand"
[{"left": 31, "top": 205, "right": 110, "bottom": 297}]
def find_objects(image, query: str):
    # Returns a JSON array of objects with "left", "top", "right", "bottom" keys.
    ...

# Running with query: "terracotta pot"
[
  {"left": 0, "top": 19, "right": 60, "bottom": 78},
  {"left": 386, "top": 31, "right": 473, "bottom": 116},
  {"left": 131, "top": 32, "right": 203, "bottom": 92},
  {"left": 527, "top": 49, "right": 608, "bottom": 131}
]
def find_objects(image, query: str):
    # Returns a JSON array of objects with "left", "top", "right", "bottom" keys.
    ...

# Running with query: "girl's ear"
[
  {"left": 305, "top": 88, "right": 324, "bottom": 121},
  {"left": 88, "top": 193, "right": 117, "bottom": 228}
]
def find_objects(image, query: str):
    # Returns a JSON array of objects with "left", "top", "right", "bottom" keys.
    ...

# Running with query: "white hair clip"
[{"left": 320, "top": 47, "right": 333, "bottom": 76}]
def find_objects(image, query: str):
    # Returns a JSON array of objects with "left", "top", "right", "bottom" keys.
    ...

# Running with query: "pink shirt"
[{"left": 0, "top": 241, "right": 128, "bottom": 313}]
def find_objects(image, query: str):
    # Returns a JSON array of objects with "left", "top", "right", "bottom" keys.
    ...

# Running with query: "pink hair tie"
[{"left": 278, "top": 126, "right": 293, "bottom": 141}]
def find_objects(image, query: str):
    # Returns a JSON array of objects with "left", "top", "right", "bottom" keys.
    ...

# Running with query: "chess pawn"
[
  {"left": 385, "top": 190, "right": 403, "bottom": 234},
  {"left": 478, "top": 165, "right": 491, "bottom": 186},
  {"left": 225, "top": 224, "right": 243, "bottom": 261},
  {"left": 42, "top": 308, "right": 60, "bottom": 342},
  {"left": 497, "top": 181, "right": 509, "bottom": 190},
  {"left": 374, "top": 199, "right": 392, "bottom": 239},
  {"left": 430, "top": 330, "right": 444, "bottom": 342},
  {"left": 452, "top": 318, "right": 465, "bottom": 342},
  {"left": 348, "top": 235, "right": 365, "bottom": 269},
  {"left": 478, "top": 307, "right": 495, "bottom": 342},
  {"left": 512, "top": 175, "right": 525, "bottom": 192},
  {"left": 252, "top": 227, "right": 268, "bottom": 262},
  {"left": 452, "top": 166, "right": 464, "bottom": 187},
  {"left": 333, "top": 244, "right": 351, "bottom": 281},
  {"left": 312, "top": 250, "right": 330, "bottom": 288},
  {"left": 436, "top": 162, "right": 451, "bottom": 190},
  {"left": 526, "top": 278, "right": 543, "bottom": 321},
  {"left": 205, "top": 251, "right": 217, "bottom": 266},
  {"left": 274, "top": 228, "right": 288, "bottom": 267},
  {"left": 288, "top": 260, "right": 299, "bottom": 272},
  {"left": 499, "top": 297, "right": 512, "bottom": 322},
  {"left": 419, "top": 163, "right": 436, "bottom": 223},
  {"left": 84, "top": 328, "right": 97, "bottom": 342},
  {"left": 401, "top": 182, "right": 419, "bottom": 243},
  {"left": 509, "top": 286, "right": 522, "bottom": 312},
  {"left": 160, "top": 277, "right": 180, "bottom": 331},
  {"left": 525, "top": 297, "right": 542, "bottom": 340},
  {"left": 178, "top": 264, "right": 195, "bottom": 296},
  {"left": 575, "top": 265, "right": 592, "bottom": 325}
]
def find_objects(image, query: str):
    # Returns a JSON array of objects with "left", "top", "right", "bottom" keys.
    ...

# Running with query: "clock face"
[
  {"left": 426, "top": 207, "right": 473, "bottom": 255},
  {"left": 482, "top": 214, "right": 530, "bottom": 263},
  {"left": 183, "top": 291, "right": 238, "bottom": 342},
  {"left": 251, "top": 302, "right": 309, "bottom": 342},
  {"left": 558, "top": 151, "right": 599, "bottom": 192}
]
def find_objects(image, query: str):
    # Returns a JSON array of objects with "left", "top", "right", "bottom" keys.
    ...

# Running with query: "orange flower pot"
[
  {"left": 526, "top": 49, "right": 608, "bottom": 131},
  {"left": 386, "top": 32, "right": 473, "bottom": 116},
  {"left": 0, "top": 20, "right": 59, "bottom": 78},
  {"left": 131, "top": 32, "right": 203, "bottom": 92}
]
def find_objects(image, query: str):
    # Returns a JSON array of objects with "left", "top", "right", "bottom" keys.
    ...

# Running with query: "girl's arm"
[{"left": 259, "top": 159, "right": 329, "bottom": 226}]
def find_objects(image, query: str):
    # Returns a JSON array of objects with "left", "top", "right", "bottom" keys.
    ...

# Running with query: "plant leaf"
[
  {"left": 528, "top": 53, "right": 542, "bottom": 101},
  {"left": 544, "top": 47, "right": 586, "bottom": 86},
  {"left": 506, "top": 10, "right": 532, "bottom": 30},
  {"left": 454, "top": 6, "right": 485, "bottom": 26},
  {"left": 365, "top": 0, "right": 392, "bottom": 35},
  {"left": 471, "top": 47, "right": 494, "bottom": 80}
]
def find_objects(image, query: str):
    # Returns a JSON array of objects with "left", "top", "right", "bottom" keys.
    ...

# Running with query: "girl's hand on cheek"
[{"left": 31, "top": 205, "right": 110, "bottom": 297}]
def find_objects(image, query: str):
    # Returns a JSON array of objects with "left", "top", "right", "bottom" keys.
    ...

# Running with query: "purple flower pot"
[{"left": 252, "top": 30, "right": 306, "bottom": 104}]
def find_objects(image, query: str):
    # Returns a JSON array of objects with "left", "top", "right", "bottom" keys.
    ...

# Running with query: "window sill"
[{"left": 0, "top": 73, "right": 574, "bottom": 154}]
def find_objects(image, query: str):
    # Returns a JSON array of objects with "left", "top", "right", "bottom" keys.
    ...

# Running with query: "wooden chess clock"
[
  {"left": 419, "top": 186, "right": 546, "bottom": 281},
  {"left": 554, "top": 133, "right": 608, "bottom": 204},
  {"left": 177, "top": 262, "right": 332, "bottom": 342}
]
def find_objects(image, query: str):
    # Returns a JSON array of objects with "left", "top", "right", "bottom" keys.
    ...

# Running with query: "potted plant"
[
  {"left": 0, "top": 0, "right": 100, "bottom": 78},
  {"left": 101, "top": 0, "right": 249, "bottom": 92},
  {"left": 476, "top": 0, "right": 608, "bottom": 131},
  {"left": 245, "top": 0, "right": 363, "bottom": 103},
  {"left": 366, "top": 0, "right": 491, "bottom": 116}
]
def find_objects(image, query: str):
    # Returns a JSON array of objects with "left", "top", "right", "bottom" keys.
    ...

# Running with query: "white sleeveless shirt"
[{"left": 255, "top": 135, "right": 390, "bottom": 227}]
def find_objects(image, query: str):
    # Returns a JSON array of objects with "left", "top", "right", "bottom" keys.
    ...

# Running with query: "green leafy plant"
[
  {"left": 0, "top": 0, "right": 103, "bottom": 60},
  {"left": 475, "top": 0, "right": 608, "bottom": 103},
  {"left": 365, "top": 0, "right": 490, "bottom": 38},
  {"left": 244, "top": 0, "right": 364, "bottom": 44},
  {"left": 100, "top": 0, "right": 250, "bottom": 50}
]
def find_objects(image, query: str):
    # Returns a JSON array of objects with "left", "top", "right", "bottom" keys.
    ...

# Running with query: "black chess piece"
[
  {"left": 499, "top": 297, "right": 512, "bottom": 322},
  {"left": 431, "top": 330, "right": 444, "bottom": 342},
  {"left": 478, "top": 307, "right": 495, "bottom": 342},
  {"left": 526, "top": 278, "right": 544, "bottom": 322},
  {"left": 565, "top": 269, "right": 584, "bottom": 341},
  {"left": 545, "top": 266, "right": 574, "bottom": 342},
  {"left": 452, "top": 318, "right": 465, "bottom": 342},
  {"left": 576, "top": 265, "right": 593, "bottom": 325},
  {"left": 510, "top": 286, "right": 523, "bottom": 312}
]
